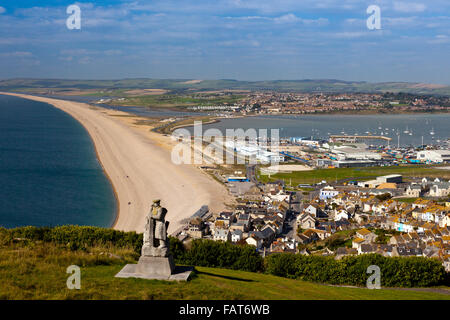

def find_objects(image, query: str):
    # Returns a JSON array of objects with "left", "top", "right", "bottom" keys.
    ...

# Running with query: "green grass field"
[
  {"left": 1, "top": 242, "right": 449, "bottom": 300},
  {"left": 259, "top": 165, "right": 450, "bottom": 185},
  {"left": 114, "top": 94, "right": 245, "bottom": 109}
]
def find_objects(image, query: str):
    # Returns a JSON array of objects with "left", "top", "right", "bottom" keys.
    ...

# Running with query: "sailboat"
[
  {"left": 403, "top": 126, "right": 409, "bottom": 134},
  {"left": 430, "top": 127, "right": 435, "bottom": 135}
]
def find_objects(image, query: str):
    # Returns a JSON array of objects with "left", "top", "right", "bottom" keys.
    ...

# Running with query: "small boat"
[
  {"left": 403, "top": 126, "right": 409, "bottom": 134},
  {"left": 430, "top": 127, "right": 435, "bottom": 135}
]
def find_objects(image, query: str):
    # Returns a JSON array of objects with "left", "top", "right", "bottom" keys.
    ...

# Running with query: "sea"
[
  {"left": 1, "top": 94, "right": 449, "bottom": 228},
  {"left": 0, "top": 94, "right": 116, "bottom": 228},
  {"left": 188, "top": 114, "right": 450, "bottom": 147}
]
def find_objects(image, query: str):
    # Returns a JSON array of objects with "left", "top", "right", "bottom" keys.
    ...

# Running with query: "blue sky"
[{"left": 0, "top": 1, "right": 449, "bottom": 84}]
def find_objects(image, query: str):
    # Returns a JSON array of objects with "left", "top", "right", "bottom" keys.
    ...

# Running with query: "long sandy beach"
[{"left": 1, "top": 93, "right": 233, "bottom": 234}]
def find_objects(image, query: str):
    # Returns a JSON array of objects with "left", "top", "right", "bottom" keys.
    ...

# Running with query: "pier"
[{"left": 330, "top": 135, "right": 392, "bottom": 143}]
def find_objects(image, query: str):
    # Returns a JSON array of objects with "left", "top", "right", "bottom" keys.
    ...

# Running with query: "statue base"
[
  {"left": 115, "top": 255, "right": 192, "bottom": 281},
  {"left": 141, "top": 244, "right": 169, "bottom": 258}
]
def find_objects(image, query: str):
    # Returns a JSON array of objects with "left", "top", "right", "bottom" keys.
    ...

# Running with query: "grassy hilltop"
[
  {"left": 1, "top": 241, "right": 449, "bottom": 300},
  {"left": 1, "top": 226, "right": 449, "bottom": 300}
]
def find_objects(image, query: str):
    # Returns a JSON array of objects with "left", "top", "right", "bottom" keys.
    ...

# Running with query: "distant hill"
[{"left": 1, "top": 78, "right": 450, "bottom": 96}]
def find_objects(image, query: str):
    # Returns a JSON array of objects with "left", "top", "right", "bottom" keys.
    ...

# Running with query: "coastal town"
[
  {"left": 172, "top": 135, "right": 450, "bottom": 272},
  {"left": 186, "top": 91, "right": 450, "bottom": 115}
]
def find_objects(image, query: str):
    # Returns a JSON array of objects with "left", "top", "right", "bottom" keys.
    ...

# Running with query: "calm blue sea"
[
  {"left": 0, "top": 95, "right": 117, "bottom": 228},
  {"left": 192, "top": 114, "right": 450, "bottom": 147}
]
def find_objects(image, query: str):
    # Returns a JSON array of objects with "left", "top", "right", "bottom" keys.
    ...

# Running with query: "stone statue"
[
  {"left": 115, "top": 199, "right": 192, "bottom": 280},
  {"left": 142, "top": 199, "right": 170, "bottom": 257}
]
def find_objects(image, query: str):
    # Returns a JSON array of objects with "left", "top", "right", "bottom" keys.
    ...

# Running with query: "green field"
[
  {"left": 1, "top": 242, "right": 449, "bottom": 300},
  {"left": 115, "top": 94, "right": 244, "bottom": 109},
  {"left": 259, "top": 165, "right": 450, "bottom": 185}
]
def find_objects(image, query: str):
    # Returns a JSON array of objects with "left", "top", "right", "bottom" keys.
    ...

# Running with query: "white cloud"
[
  {"left": 0, "top": 6, "right": 5, "bottom": 14},
  {"left": 393, "top": 2, "right": 426, "bottom": 13},
  {"left": 274, "top": 13, "right": 300, "bottom": 23},
  {"left": 428, "top": 34, "right": 450, "bottom": 44},
  {"left": 0, "top": 51, "right": 33, "bottom": 57}
]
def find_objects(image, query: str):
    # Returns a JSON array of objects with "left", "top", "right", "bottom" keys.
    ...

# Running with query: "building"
[
  {"left": 231, "top": 229, "right": 243, "bottom": 242},
  {"left": 319, "top": 186, "right": 340, "bottom": 200},
  {"left": 417, "top": 150, "right": 450, "bottom": 163},
  {"left": 187, "top": 217, "right": 207, "bottom": 239},
  {"left": 429, "top": 182, "right": 450, "bottom": 197},
  {"left": 377, "top": 174, "right": 403, "bottom": 184},
  {"left": 257, "top": 150, "right": 285, "bottom": 163},
  {"left": 359, "top": 175, "right": 402, "bottom": 188},
  {"left": 213, "top": 228, "right": 231, "bottom": 242},
  {"left": 405, "top": 185, "right": 422, "bottom": 197},
  {"left": 333, "top": 159, "right": 377, "bottom": 168}
]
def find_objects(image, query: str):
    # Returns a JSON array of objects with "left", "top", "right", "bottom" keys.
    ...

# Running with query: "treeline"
[{"left": 1, "top": 226, "right": 447, "bottom": 287}]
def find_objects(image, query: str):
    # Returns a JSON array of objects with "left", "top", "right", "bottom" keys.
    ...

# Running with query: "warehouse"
[{"left": 416, "top": 150, "right": 450, "bottom": 163}]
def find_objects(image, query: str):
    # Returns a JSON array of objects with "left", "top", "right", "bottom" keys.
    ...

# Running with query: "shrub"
[
  {"left": 180, "top": 239, "right": 263, "bottom": 272},
  {"left": 264, "top": 252, "right": 446, "bottom": 287},
  {"left": 4, "top": 226, "right": 142, "bottom": 253}
]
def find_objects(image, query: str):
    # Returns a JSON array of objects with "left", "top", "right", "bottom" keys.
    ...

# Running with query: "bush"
[
  {"left": 264, "top": 253, "right": 446, "bottom": 287},
  {"left": 2, "top": 226, "right": 446, "bottom": 287},
  {"left": 180, "top": 239, "right": 263, "bottom": 272},
  {"left": 2, "top": 226, "right": 142, "bottom": 253}
]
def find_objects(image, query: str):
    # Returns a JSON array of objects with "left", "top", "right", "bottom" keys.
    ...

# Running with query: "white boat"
[
  {"left": 403, "top": 126, "right": 409, "bottom": 134},
  {"left": 430, "top": 127, "right": 435, "bottom": 135}
]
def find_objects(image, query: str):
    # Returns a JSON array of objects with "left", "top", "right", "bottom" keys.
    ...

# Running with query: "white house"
[
  {"left": 334, "top": 209, "right": 350, "bottom": 221},
  {"left": 440, "top": 214, "right": 450, "bottom": 227},
  {"left": 245, "top": 234, "right": 263, "bottom": 249},
  {"left": 405, "top": 185, "right": 422, "bottom": 197},
  {"left": 319, "top": 186, "right": 340, "bottom": 200},
  {"left": 213, "top": 228, "right": 231, "bottom": 242},
  {"left": 429, "top": 182, "right": 450, "bottom": 197},
  {"left": 231, "top": 229, "right": 243, "bottom": 242}
]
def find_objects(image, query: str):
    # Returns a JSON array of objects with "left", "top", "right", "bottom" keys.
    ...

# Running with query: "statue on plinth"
[
  {"left": 142, "top": 199, "right": 170, "bottom": 257},
  {"left": 115, "top": 199, "right": 192, "bottom": 281}
]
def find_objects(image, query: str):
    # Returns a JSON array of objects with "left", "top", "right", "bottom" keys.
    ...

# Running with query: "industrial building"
[
  {"left": 416, "top": 150, "right": 450, "bottom": 163},
  {"left": 330, "top": 145, "right": 381, "bottom": 161}
]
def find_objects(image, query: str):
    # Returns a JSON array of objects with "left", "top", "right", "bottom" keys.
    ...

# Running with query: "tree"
[{"left": 376, "top": 193, "right": 392, "bottom": 201}]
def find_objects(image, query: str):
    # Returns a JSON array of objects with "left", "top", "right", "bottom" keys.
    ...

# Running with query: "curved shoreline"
[{"left": 0, "top": 92, "right": 232, "bottom": 233}]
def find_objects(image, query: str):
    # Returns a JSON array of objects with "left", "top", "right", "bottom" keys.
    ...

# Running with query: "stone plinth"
[
  {"left": 136, "top": 256, "right": 175, "bottom": 277},
  {"left": 115, "top": 256, "right": 192, "bottom": 281}
]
